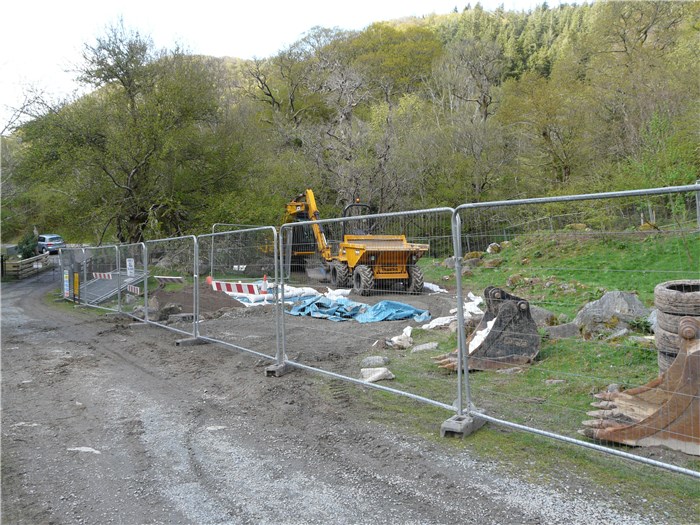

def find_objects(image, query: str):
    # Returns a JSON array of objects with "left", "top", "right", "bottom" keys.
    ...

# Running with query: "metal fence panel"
[
  {"left": 196, "top": 227, "right": 281, "bottom": 362},
  {"left": 453, "top": 185, "right": 700, "bottom": 475},
  {"left": 58, "top": 245, "right": 122, "bottom": 310},
  {"left": 277, "top": 207, "right": 461, "bottom": 412}
]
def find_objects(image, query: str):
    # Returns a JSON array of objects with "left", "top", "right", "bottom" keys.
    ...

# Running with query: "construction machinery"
[
  {"left": 433, "top": 287, "right": 541, "bottom": 371},
  {"left": 579, "top": 316, "right": 699, "bottom": 455},
  {"left": 283, "top": 189, "right": 429, "bottom": 295}
]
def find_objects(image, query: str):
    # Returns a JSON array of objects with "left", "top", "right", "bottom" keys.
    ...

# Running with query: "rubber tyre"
[
  {"left": 654, "top": 325, "right": 680, "bottom": 354},
  {"left": 406, "top": 265, "right": 424, "bottom": 295},
  {"left": 656, "top": 310, "right": 700, "bottom": 334},
  {"left": 330, "top": 261, "right": 351, "bottom": 288},
  {"left": 657, "top": 350, "right": 676, "bottom": 373},
  {"left": 352, "top": 265, "right": 374, "bottom": 296},
  {"left": 654, "top": 280, "right": 700, "bottom": 315}
]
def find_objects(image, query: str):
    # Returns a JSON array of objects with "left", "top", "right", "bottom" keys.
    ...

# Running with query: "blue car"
[{"left": 37, "top": 234, "right": 66, "bottom": 254}]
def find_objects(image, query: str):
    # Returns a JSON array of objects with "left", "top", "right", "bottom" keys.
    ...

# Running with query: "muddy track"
[{"left": 0, "top": 272, "right": 684, "bottom": 524}]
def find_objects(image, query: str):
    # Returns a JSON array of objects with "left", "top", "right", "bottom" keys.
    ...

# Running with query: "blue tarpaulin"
[{"left": 287, "top": 296, "right": 430, "bottom": 323}]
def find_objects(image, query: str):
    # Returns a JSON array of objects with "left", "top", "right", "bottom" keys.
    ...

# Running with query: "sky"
[{"left": 2, "top": 0, "right": 550, "bottom": 129}]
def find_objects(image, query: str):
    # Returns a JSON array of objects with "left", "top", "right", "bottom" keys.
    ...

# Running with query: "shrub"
[{"left": 17, "top": 232, "right": 38, "bottom": 259}]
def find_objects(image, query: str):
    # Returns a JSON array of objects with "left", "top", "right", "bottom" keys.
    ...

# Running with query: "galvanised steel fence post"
[
  {"left": 451, "top": 212, "right": 472, "bottom": 417},
  {"left": 271, "top": 228, "right": 284, "bottom": 367},
  {"left": 116, "top": 245, "right": 122, "bottom": 313},
  {"left": 193, "top": 236, "right": 200, "bottom": 338},
  {"left": 277, "top": 225, "right": 289, "bottom": 370},
  {"left": 82, "top": 248, "right": 87, "bottom": 303},
  {"left": 143, "top": 243, "right": 150, "bottom": 323},
  {"left": 696, "top": 179, "right": 700, "bottom": 230}
]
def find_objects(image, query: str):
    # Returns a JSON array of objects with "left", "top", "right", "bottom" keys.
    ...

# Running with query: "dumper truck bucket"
[
  {"left": 580, "top": 317, "right": 700, "bottom": 456},
  {"left": 433, "top": 287, "right": 541, "bottom": 372}
]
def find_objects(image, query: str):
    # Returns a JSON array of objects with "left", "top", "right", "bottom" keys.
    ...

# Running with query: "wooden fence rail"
[{"left": 3, "top": 253, "right": 52, "bottom": 279}]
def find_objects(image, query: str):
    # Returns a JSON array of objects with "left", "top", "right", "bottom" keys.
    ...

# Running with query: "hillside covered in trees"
[{"left": 2, "top": 1, "right": 698, "bottom": 244}]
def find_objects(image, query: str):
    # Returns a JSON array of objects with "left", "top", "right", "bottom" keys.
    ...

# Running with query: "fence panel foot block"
[
  {"left": 175, "top": 337, "right": 209, "bottom": 347},
  {"left": 265, "top": 363, "right": 293, "bottom": 377},
  {"left": 441, "top": 414, "right": 486, "bottom": 438}
]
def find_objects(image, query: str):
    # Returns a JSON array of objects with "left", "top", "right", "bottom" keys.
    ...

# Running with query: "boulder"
[
  {"left": 545, "top": 322, "right": 580, "bottom": 340},
  {"left": 529, "top": 305, "right": 561, "bottom": 328},
  {"left": 157, "top": 302, "right": 183, "bottom": 322},
  {"left": 574, "top": 291, "right": 650, "bottom": 337}
]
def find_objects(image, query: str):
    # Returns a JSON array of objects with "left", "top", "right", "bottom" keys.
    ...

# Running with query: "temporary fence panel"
[
  {"left": 278, "top": 207, "right": 462, "bottom": 414},
  {"left": 196, "top": 227, "right": 281, "bottom": 362},
  {"left": 453, "top": 185, "right": 700, "bottom": 476},
  {"left": 144, "top": 236, "right": 198, "bottom": 337}
]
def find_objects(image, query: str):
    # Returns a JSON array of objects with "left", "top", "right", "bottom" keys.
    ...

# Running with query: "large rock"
[
  {"left": 157, "top": 302, "right": 183, "bottom": 322},
  {"left": 574, "top": 291, "right": 650, "bottom": 337},
  {"left": 529, "top": 305, "right": 562, "bottom": 328},
  {"left": 545, "top": 322, "right": 580, "bottom": 340}
]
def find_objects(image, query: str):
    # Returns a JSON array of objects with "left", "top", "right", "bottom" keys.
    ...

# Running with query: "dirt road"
[{"left": 0, "top": 272, "right": 683, "bottom": 524}]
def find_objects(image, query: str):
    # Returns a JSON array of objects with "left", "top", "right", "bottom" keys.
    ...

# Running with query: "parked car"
[{"left": 37, "top": 234, "right": 66, "bottom": 254}]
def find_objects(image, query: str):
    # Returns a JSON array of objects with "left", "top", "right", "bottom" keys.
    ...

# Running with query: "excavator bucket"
[
  {"left": 579, "top": 317, "right": 700, "bottom": 456},
  {"left": 433, "top": 287, "right": 541, "bottom": 372}
]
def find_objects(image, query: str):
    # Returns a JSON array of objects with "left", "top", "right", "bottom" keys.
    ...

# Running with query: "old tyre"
[
  {"left": 656, "top": 310, "right": 691, "bottom": 334},
  {"left": 330, "top": 261, "right": 351, "bottom": 288},
  {"left": 406, "top": 266, "right": 424, "bottom": 295},
  {"left": 654, "top": 280, "right": 700, "bottom": 315},
  {"left": 654, "top": 279, "right": 699, "bottom": 373},
  {"left": 654, "top": 324, "right": 680, "bottom": 356},
  {"left": 352, "top": 265, "right": 374, "bottom": 296},
  {"left": 657, "top": 350, "right": 677, "bottom": 372}
]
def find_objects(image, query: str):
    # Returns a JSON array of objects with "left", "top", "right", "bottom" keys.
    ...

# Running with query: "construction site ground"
[{"left": 2, "top": 271, "right": 697, "bottom": 524}]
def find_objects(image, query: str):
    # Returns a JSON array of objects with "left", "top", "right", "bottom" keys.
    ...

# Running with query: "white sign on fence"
[
  {"left": 63, "top": 270, "right": 70, "bottom": 298},
  {"left": 126, "top": 258, "right": 135, "bottom": 277}
]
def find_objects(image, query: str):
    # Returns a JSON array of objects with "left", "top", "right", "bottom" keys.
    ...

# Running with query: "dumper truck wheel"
[
  {"left": 352, "top": 265, "right": 374, "bottom": 296},
  {"left": 406, "top": 266, "right": 424, "bottom": 294},
  {"left": 330, "top": 261, "right": 351, "bottom": 288}
]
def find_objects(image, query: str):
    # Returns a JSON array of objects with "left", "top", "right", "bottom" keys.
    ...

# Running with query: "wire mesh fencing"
[
  {"left": 452, "top": 185, "right": 700, "bottom": 474},
  {"left": 276, "top": 207, "right": 464, "bottom": 412},
  {"left": 116, "top": 242, "right": 147, "bottom": 316},
  {"left": 58, "top": 247, "right": 87, "bottom": 303},
  {"left": 58, "top": 245, "right": 123, "bottom": 310},
  {"left": 144, "top": 235, "right": 198, "bottom": 337},
  {"left": 196, "top": 227, "right": 281, "bottom": 362}
]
